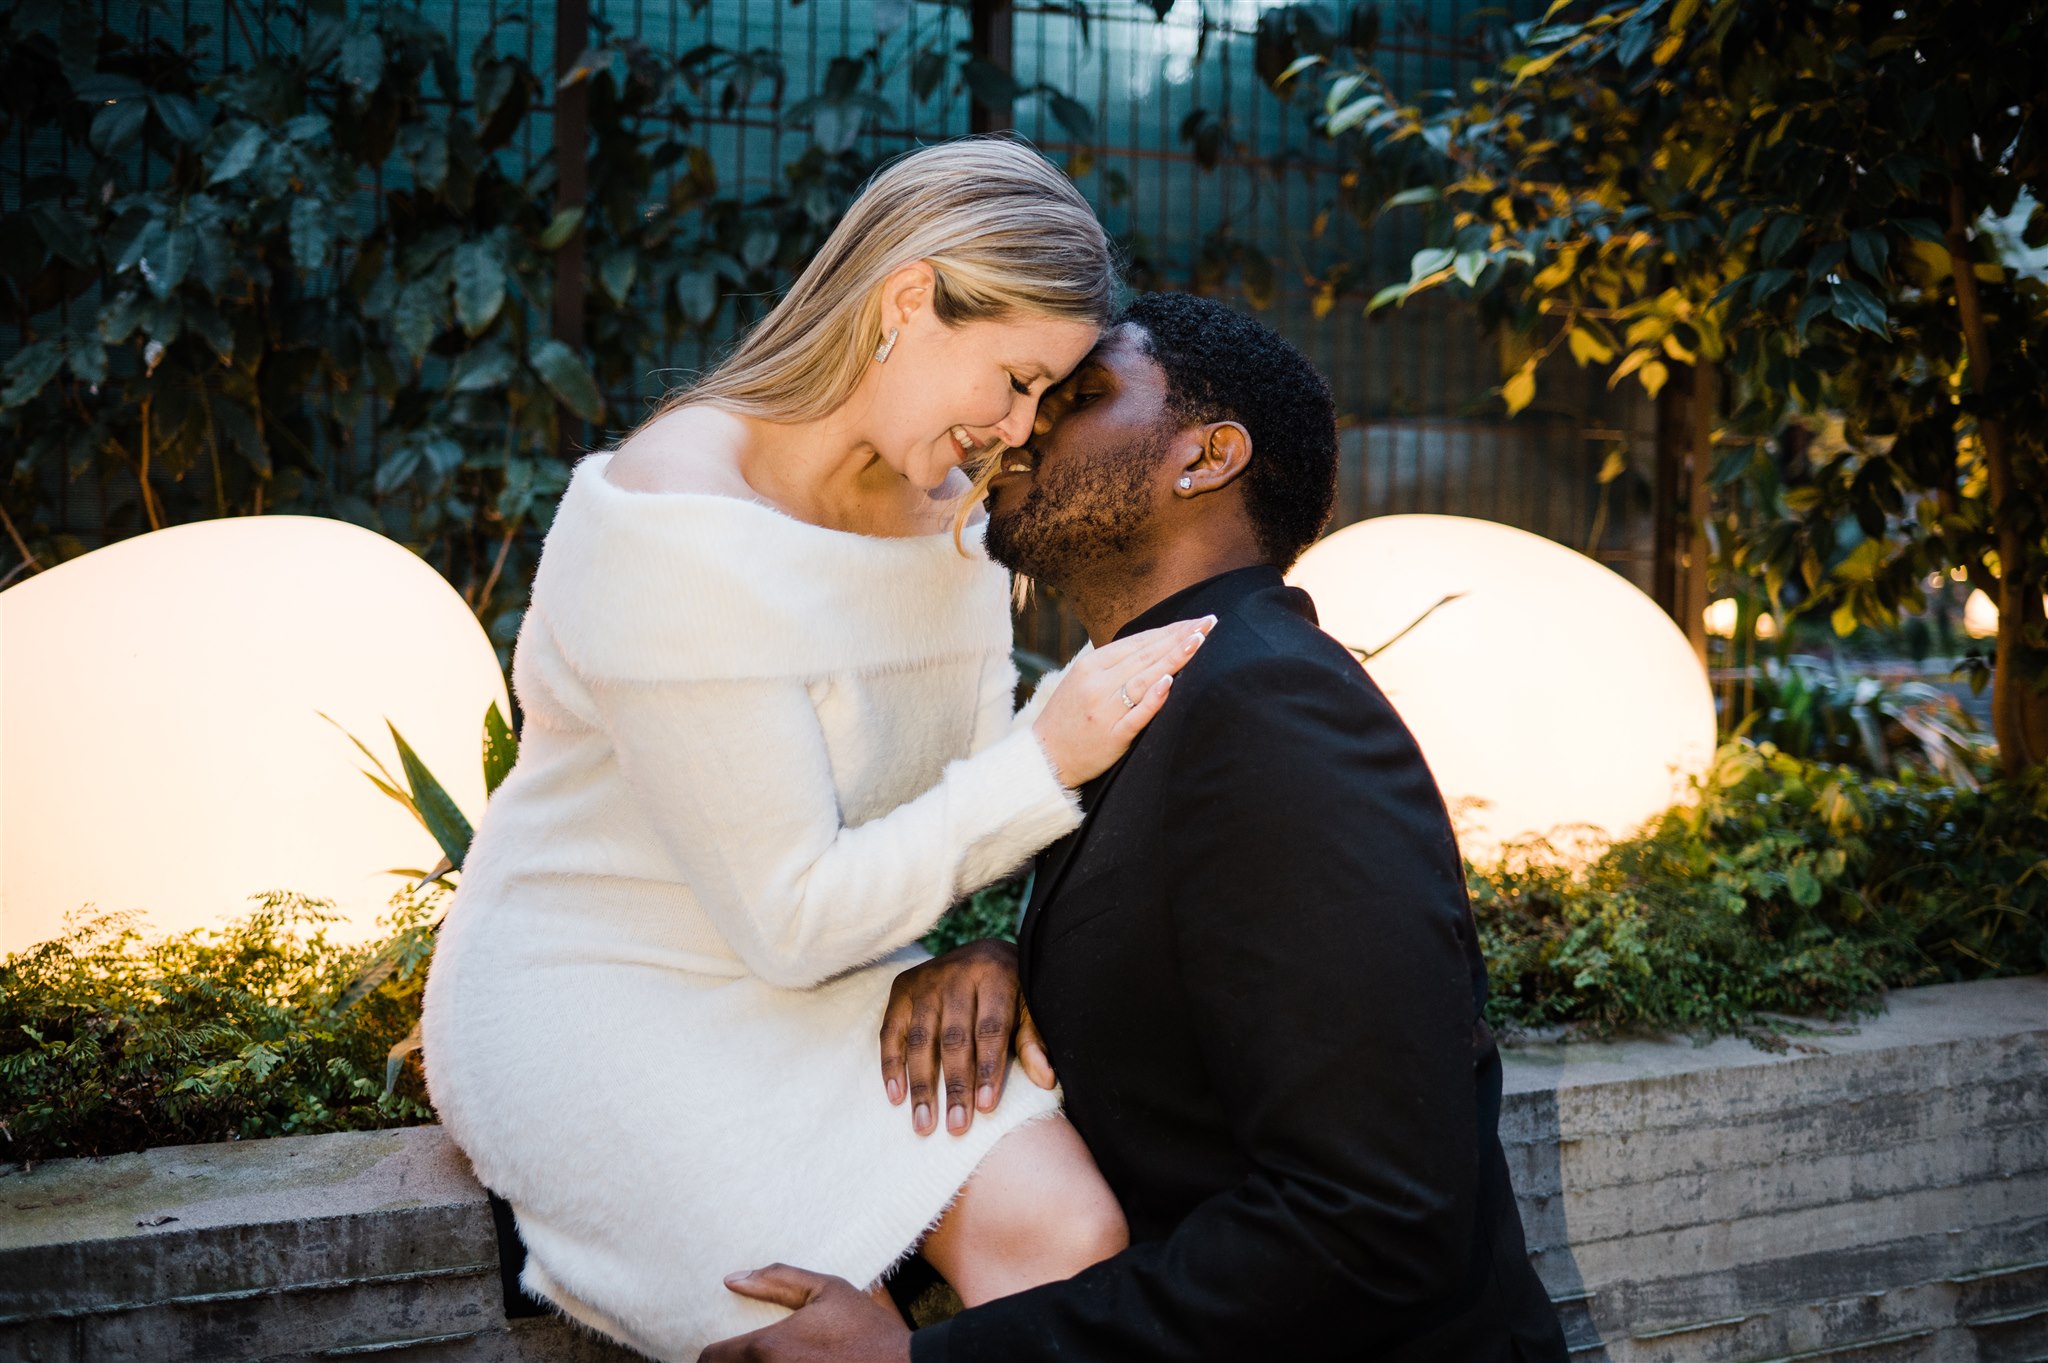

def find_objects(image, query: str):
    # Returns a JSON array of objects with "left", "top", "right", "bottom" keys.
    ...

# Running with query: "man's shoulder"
[{"left": 1174, "top": 581, "right": 1382, "bottom": 713}]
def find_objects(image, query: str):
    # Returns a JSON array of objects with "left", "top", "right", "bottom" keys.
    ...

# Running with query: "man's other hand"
[
  {"left": 880, "top": 938, "right": 1056, "bottom": 1137},
  {"left": 700, "top": 1265, "right": 911, "bottom": 1363}
]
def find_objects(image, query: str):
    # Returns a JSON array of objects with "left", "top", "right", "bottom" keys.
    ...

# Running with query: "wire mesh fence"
[{"left": 6, "top": 0, "right": 1677, "bottom": 658}]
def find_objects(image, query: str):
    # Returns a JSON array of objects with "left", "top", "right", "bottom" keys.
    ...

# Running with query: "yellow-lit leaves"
[
  {"left": 1503, "top": 358, "right": 1539, "bottom": 415},
  {"left": 1533, "top": 243, "right": 1582, "bottom": 292},
  {"left": 1568, "top": 325, "right": 1615, "bottom": 365}
]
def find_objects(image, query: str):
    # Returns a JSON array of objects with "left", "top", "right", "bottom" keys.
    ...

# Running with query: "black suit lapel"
[
  {"left": 1017, "top": 564, "right": 1300, "bottom": 985},
  {"left": 1018, "top": 745, "right": 1139, "bottom": 980}
]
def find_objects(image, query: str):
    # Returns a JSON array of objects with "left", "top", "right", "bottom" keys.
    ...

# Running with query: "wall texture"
[{"left": 4, "top": 975, "right": 2043, "bottom": 1363}]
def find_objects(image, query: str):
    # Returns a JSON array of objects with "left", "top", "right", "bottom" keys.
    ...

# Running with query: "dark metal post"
[
  {"left": 970, "top": 0, "right": 1015, "bottom": 133},
  {"left": 553, "top": 0, "right": 590, "bottom": 352},
  {"left": 1653, "top": 363, "right": 1713, "bottom": 665}
]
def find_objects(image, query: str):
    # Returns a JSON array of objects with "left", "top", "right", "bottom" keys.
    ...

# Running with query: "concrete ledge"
[
  {"left": 1503, "top": 975, "right": 2048, "bottom": 1362},
  {"left": 3, "top": 976, "right": 2044, "bottom": 1362}
]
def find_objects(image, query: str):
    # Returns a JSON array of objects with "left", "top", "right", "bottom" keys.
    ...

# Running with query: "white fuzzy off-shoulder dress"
[{"left": 420, "top": 453, "right": 1079, "bottom": 1361}]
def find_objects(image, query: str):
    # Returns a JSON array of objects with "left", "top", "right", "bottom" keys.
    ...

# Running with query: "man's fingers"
[
  {"left": 1017, "top": 1006, "right": 1058, "bottom": 1090},
  {"left": 904, "top": 997, "right": 941, "bottom": 1136},
  {"left": 878, "top": 987, "right": 913, "bottom": 1106},
  {"left": 972, "top": 983, "right": 1014, "bottom": 1115},
  {"left": 939, "top": 988, "right": 975, "bottom": 1134},
  {"left": 722, "top": 1263, "right": 834, "bottom": 1310}
]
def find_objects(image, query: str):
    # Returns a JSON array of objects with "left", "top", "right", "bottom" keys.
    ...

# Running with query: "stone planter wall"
[{"left": 4, "top": 975, "right": 2043, "bottom": 1362}]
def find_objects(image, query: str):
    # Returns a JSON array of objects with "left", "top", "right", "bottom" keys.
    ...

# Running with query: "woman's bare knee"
[{"left": 922, "top": 1116, "right": 1126, "bottom": 1305}]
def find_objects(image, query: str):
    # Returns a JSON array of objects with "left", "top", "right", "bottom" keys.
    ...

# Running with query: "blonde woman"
[{"left": 420, "top": 138, "right": 1212, "bottom": 1361}]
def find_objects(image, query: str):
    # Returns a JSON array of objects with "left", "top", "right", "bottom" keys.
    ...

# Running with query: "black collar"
[{"left": 1110, "top": 564, "right": 1294, "bottom": 642}]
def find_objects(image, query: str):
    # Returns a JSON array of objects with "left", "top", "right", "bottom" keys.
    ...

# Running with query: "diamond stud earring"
[
  {"left": 873, "top": 328, "right": 900, "bottom": 363},
  {"left": 1178, "top": 476, "right": 1193, "bottom": 490}
]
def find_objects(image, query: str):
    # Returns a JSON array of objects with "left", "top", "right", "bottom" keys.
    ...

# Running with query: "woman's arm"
[{"left": 593, "top": 672, "right": 1080, "bottom": 990}]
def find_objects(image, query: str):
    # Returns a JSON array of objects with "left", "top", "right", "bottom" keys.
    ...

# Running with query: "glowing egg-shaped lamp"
[
  {"left": 1, "top": 516, "right": 508, "bottom": 953},
  {"left": 1288, "top": 515, "right": 1718, "bottom": 865}
]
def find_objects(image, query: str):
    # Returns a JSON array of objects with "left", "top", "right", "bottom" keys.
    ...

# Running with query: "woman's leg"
[{"left": 917, "top": 1114, "right": 1129, "bottom": 1307}]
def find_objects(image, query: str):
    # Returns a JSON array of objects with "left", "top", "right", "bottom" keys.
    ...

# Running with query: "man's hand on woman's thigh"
[
  {"left": 704, "top": 1267, "right": 910, "bottom": 1363},
  {"left": 879, "top": 939, "right": 1056, "bottom": 1137}
]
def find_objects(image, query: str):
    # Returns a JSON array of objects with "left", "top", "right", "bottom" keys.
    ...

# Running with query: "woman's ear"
[
  {"left": 1174, "top": 422, "right": 1252, "bottom": 496},
  {"left": 879, "top": 261, "right": 937, "bottom": 331}
]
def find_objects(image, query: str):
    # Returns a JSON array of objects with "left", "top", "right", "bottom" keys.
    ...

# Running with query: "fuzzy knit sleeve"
[{"left": 586, "top": 672, "right": 1081, "bottom": 990}]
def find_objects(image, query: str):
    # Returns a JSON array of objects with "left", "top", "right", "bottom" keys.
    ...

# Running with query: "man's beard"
[{"left": 985, "top": 427, "right": 1166, "bottom": 589}]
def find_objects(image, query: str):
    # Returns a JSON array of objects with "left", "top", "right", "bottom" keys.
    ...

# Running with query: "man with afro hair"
[{"left": 710, "top": 294, "right": 1569, "bottom": 1363}]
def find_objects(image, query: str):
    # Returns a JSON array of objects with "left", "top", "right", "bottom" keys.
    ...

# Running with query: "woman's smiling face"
[{"left": 858, "top": 269, "right": 1100, "bottom": 491}]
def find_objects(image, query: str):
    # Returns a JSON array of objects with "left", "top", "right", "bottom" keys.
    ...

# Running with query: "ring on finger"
[{"left": 1117, "top": 680, "right": 1138, "bottom": 710}]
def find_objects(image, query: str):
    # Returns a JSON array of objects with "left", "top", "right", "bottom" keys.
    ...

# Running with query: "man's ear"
[{"left": 1173, "top": 422, "right": 1252, "bottom": 497}]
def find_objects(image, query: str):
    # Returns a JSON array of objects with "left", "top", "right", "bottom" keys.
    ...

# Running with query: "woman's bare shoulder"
[{"left": 604, "top": 406, "right": 752, "bottom": 496}]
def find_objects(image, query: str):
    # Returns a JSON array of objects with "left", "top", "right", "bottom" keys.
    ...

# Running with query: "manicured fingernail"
[
  {"left": 887, "top": 1078, "right": 902, "bottom": 1103},
  {"left": 1185, "top": 630, "right": 1205, "bottom": 651},
  {"left": 978, "top": 1084, "right": 994, "bottom": 1109},
  {"left": 915, "top": 1103, "right": 931, "bottom": 1129},
  {"left": 725, "top": 1271, "right": 751, "bottom": 1286},
  {"left": 948, "top": 1104, "right": 967, "bottom": 1130}
]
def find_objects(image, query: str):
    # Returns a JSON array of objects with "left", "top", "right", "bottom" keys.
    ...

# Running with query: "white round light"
[
  {"left": 1964, "top": 588, "right": 2000, "bottom": 640},
  {"left": 1703, "top": 597, "right": 1739, "bottom": 638},
  {"left": 1288, "top": 515, "right": 1718, "bottom": 865},
  {"left": 1, "top": 517, "right": 508, "bottom": 953}
]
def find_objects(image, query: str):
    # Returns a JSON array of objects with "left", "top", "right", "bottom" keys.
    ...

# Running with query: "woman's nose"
[{"left": 993, "top": 395, "right": 1038, "bottom": 448}]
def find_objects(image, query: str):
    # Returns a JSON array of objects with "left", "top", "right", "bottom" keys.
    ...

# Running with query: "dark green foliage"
[
  {"left": 1477, "top": 743, "right": 2048, "bottom": 1039},
  {"left": 1272, "top": 0, "right": 2048, "bottom": 774},
  {"left": 7, "top": 746, "right": 2045, "bottom": 1161},
  {"left": 0, "top": 1, "right": 1092, "bottom": 651},
  {"left": 922, "top": 875, "right": 1029, "bottom": 956},
  {"left": 0, "top": 889, "right": 440, "bottom": 1163},
  {"left": 1731, "top": 659, "right": 1983, "bottom": 785}
]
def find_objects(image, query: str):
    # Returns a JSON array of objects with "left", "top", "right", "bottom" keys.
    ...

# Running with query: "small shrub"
[
  {"left": 8, "top": 747, "right": 2044, "bottom": 1161},
  {"left": 0, "top": 888, "right": 440, "bottom": 1163},
  {"left": 1476, "top": 742, "right": 2048, "bottom": 1038},
  {"left": 922, "top": 876, "right": 1029, "bottom": 956}
]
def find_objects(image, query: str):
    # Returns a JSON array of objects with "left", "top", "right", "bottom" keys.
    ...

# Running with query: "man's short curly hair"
[{"left": 1118, "top": 293, "right": 1337, "bottom": 570}]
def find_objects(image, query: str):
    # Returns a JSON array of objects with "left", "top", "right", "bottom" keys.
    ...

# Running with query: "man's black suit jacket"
[{"left": 911, "top": 566, "right": 1569, "bottom": 1363}]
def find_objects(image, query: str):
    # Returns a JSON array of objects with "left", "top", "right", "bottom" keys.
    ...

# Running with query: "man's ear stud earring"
[
  {"left": 1178, "top": 476, "right": 1193, "bottom": 490},
  {"left": 873, "top": 328, "right": 900, "bottom": 363}
]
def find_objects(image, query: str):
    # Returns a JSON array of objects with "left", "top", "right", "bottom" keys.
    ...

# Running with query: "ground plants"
[
  {"left": 10, "top": 741, "right": 2041, "bottom": 1162},
  {"left": 1478, "top": 742, "right": 2048, "bottom": 1038},
  {"left": 0, "top": 887, "right": 440, "bottom": 1163}
]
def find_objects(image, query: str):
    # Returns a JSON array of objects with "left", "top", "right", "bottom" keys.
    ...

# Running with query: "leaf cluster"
[
  {"left": 11, "top": 742, "right": 2045, "bottom": 1161},
  {"left": 0, "top": 0, "right": 1078, "bottom": 645},
  {"left": 1477, "top": 740, "right": 2048, "bottom": 1039},
  {"left": 0, "top": 887, "right": 442, "bottom": 1163}
]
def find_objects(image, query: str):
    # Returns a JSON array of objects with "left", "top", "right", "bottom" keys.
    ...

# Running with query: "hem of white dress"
[
  {"left": 859, "top": 1099, "right": 1068, "bottom": 1292},
  {"left": 817, "top": 1077, "right": 1067, "bottom": 1300}
]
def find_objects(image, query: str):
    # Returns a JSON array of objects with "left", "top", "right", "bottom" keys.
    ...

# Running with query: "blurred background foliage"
[
  {"left": 1270, "top": 0, "right": 2048, "bottom": 776},
  {"left": 0, "top": 0, "right": 1098, "bottom": 654}
]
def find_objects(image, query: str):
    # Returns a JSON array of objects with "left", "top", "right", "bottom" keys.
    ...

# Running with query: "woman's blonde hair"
[{"left": 659, "top": 136, "right": 1115, "bottom": 429}]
